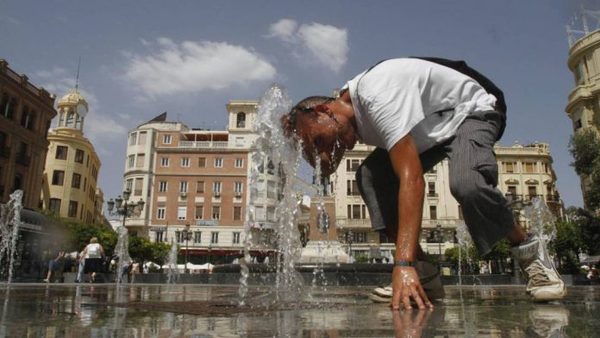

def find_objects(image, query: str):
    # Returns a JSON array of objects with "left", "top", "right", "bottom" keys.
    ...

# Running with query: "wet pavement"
[{"left": 0, "top": 283, "right": 598, "bottom": 337}]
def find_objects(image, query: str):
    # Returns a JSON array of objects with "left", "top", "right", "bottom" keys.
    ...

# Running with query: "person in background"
[
  {"left": 80, "top": 237, "right": 105, "bottom": 283},
  {"left": 43, "top": 251, "right": 65, "bottom": 283}
]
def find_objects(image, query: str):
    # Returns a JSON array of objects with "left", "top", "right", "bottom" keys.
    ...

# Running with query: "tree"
[
  {"left": 570, "top": 208, "right": 600, "bottom": 256},
  {"left": 128, "top": 236, "right": 170, "bottom": 264},
  {"left": 551, "top": 218, "right": 582, "bottom": 274},
  {"left": 569, "top": 129, "right": 600, "bottom": 210}
]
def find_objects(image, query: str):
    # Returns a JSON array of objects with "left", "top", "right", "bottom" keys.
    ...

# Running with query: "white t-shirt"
[
  {"left": 85, "top": 243, "right": 102, "bottom": 259},
  {"left": 345, "top": 58, "right": 497, "bottom": 153}
]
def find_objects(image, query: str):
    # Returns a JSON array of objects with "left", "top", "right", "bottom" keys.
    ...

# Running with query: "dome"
[{"left": 57, "top": 89, "right": 88, "bottom": 117}]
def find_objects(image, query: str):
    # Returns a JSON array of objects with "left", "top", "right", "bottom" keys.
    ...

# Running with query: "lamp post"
[
  {"left": 106, "top": 188, "right": 145, "bottom": 230},
  {"left": 437, "top": 224, "right": 443, "bottom": 266},
  {"left": 183, "top": 224, "right": 191, "bottom": 274}
]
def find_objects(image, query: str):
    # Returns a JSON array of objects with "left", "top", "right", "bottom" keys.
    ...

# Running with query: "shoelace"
[{"left": 525, "top": 260, "right": 555, "bottom": 287}]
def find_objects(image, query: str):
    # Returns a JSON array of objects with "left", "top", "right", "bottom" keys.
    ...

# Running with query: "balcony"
[{"left": 178, "top": 141, "right": 229, "bottom": 149}]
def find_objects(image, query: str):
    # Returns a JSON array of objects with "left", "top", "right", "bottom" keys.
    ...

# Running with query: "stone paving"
[{"left": 0, "top": 284, "right": 597, "bottom": 337}]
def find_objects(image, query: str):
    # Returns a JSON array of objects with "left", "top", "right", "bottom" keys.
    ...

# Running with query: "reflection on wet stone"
[{"left": 0, "top": 284, "right": 597, "bottom": 337}]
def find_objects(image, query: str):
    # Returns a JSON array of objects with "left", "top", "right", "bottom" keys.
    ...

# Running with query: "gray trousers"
[{"left": 356, "top": 111, "right": 515, "bottom": 255}]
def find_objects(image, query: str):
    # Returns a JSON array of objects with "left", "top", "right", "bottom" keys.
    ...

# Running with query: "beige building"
[
  {"left": 124, "top": 101, "right": 281, "bottom": 262},
  {"left": 332, "top": 142, "right": 562, "bottom": 257},
  {"left": 0, "top": 59, "right": 57, "bottom": 209},
  {"left": 41, "top": 89, "right": 104, "bottom": 224},
  {"left": 566, "top": 24, "right": 600, "bottom": 206}
]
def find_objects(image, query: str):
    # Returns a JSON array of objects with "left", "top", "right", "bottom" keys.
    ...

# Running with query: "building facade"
[
  {"left": 566, "top": 26, "right": 600, "bottom": 206},
  {"left": 0, "top": 59, "right": 56, "bottom": 209},
  {"left": 124, "top": 101, "right": 281, "bottom": 262},
  {"left": 41, "top": 89, "right": 104, "bottom": 224},
  {"left": 332, "top": 142, "right": 562, "bottom": 257}
]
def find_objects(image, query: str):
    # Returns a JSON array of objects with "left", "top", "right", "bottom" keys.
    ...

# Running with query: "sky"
[{"left": 1, "top": 0, "right": 597, "bottom": 208}]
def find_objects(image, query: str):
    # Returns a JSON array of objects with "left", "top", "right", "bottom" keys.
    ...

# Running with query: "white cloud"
[
  {"left": 35, "top": 66, "right": 68, "bottom": 79},
  {"left": 268, "top": 19, "right": 298, "bottom": 43},
  {"left": 268, "top": 20, "right": 348, "bottom": 73},
  {"left": 123, "top": 38, "right": 277, "bottom": 98}
]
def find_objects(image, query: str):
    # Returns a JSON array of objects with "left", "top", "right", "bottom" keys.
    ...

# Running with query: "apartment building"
[
  {"left": 125, "top": 101, "right": 281, "bottom": 262},
  {"left": 41, "top": 89, "right": 104, "bottom": 224},
  {"left": 565, "top": 21, "right": 600, "bottom": 207},
  {"left": 332, "top": 142, "right": 562, "bottom": 257},
  {"left": 0, "top": 59, "right": 57, "bottom": 209}
]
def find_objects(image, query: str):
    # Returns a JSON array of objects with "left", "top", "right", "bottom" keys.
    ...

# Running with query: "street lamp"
[
  {"left": 437, "top": 224, "right": 443, "bottom": 263},
  {"left": 107, "top": 188, "right": 145, "bottom": 229},
  {"left": 182, "top": 223, "right": 192, "bottom": 274}
]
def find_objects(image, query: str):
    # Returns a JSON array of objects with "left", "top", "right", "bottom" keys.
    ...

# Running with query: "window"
[
  {"left": 507, "top": 185, "right": 517, "bottom": 197},
  {"left": 138, "top": 131, "right": 147, "bottom": 145},
  {"left": 429, "top": 205, "right": 437, "bottom": 220},
  {"left": 233, "top": 232, "right": 241, "bottom": 244},
  {"left": 52, "top": 170, "right": 65, "bottom": 186},
  {"left": 353, "top": 232, "right": 368, "bottom": 243},
  {"left": 214, "top": 158, "right": 223, "bottom": 168},
  {"left": 195, "top": 205, "right": 204, "bottom": 219},
  {"left": 157, "top": 208, "right": 166, "bottom": 219},
  {"left": 68, "top": 200, "right": 78, "bottom": 218},
  {"left": 458, "top": 205, "right": 464, "bottom": 220},
  {"left": 233, "top": 206, "right": 242, "bottom": 220},
  {"left": 179, "top": 181, "right": 188, "bottom": 193},
  {"left": 55, "top": 146, "right": 68, "bottom": 160},
  {"left": 177, "top": 206, "right": 187, "bottom": 220},
  {"left": 0, "top": 132, "right": 7, "bottom": 157},
  {"left": 159, "top": 181, "right": 168, "bottom": 192},
  {"left": 197, "top": 181, "right": 205, "bottom": 193},
  {"left": 49, "top": 198, "right": 61, "bottom": 214},
  {"left": 503, "top": 162, "right": 515, "bottom": 173},
  {"left": 346, "top": 159, "right": 361, "bottom": 172},
  {"left": 75, "top": 149, "right": 84, "bottom": 163},
  {"left": 575, "top": 61, "right": 585, "bottom": 85},
  {"left": 528, "top": 186, "right": 537, "bottom": 199},
  {"left": 235, "top": 158, "right": 244, "bottom": 168},
  {"left": 129, "top": 132, "right": 137, "bottom": 146},
  {"left": 163, "top": 134, "right": 172, "bottom": 144},
  {"left": 255, "top": 206, "right": 265, "bottom": 221},
  {"left": 267, "top": 206, "right": 276, "bottom": 221},
  {"left": 213, "top": 181, "right": 222, "bottom": 196},
  {"left": 212, "top": 206, "right": 220, "bottom": 220},
  {"left": 234, "top": 182, "right": 243, "bottom": 194},
  {"left": 71, "top": 173, "right": 81, "bottom": 189},
  {"left": 181, "top": 157, "right": 190, "bottom": 167},
  {"left": 346, "top": 180, "right": 360, "bottom": 196},
  {"left": 198, "top": 157, "right": 206, "bottom": 167},
  {"left": 134, "top": 178, "right": 143, "bottom": 196},
  {"left": 128, "top": 155, "right": 135, "bottom": 168},
  {"left": 136, "top": 154, "right": 145, "bottom": 168},
  {"left": 175, "top": 231, "right": 183, "bottom": 243},
  {"left": 0, "top": 95, "right": 16, "bottom": 119},
  {"left": 427, "top": 182, "right": 436, "bottom": 197},
  {"left": 160, "top": 157, "right": 170, "bottom": 167},
  {"left": 524, "top": 162, "right": 536, "bottom": 173},
  {"left": 236, "top": 112, "right": 246, "bottom": 128},
  {"left": 574, "top": 119, "right": 582, "bottom": 130},
  {"left": 194, "top": 231, "right": 201, "bottom": 243},
  {"left": 20, "top": 106, "right": 34, "bottom": 130},
  {"left": 267, "top": 181, "right": 276, "bottom": 199},
  {"left": 155, "top": 231, "right": 165, "bottom": 243},
  {"left": 211, "top": 232, "right": 219, "bottom": 244},
  {"left": 126, "top": 179, "right": 133, "bottom": 192}
]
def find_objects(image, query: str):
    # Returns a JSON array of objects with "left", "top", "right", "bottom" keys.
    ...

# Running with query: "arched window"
[
  {"left": 236, "top": 112, "right": 246, "bottom": 128},
  {"left": 66, "top": 110, "right": 75, "bottom": 127}
]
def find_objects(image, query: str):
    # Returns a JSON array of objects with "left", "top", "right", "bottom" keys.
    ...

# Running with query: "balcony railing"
[{"left": 178, "top": 141, "right": 229, "bottom": 149}]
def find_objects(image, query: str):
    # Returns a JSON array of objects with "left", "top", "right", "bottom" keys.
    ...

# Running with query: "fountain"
[
  {"left": 166, "top": 239, "right": 179, "bottom": 284},
  {"left": 0, "top": 190, "right": 23, "bottom": 283},
  {"left": 113, "top": 226, "right": 131, "bottom": 285}
]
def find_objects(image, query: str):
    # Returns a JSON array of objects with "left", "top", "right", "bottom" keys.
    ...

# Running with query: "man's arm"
[{"left": 388, "top": 134, "right": 432, "bottom": 310}]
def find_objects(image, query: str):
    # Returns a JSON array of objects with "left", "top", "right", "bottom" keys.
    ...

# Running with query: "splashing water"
[
  {"left": 455, "top": 222, "right": 473, "bottom": 286},
  {"left": 0, "top": 190, "right": 23, "bottom": 283},
  {"left": 166, "top": 240, "right": 179, "bottom": 284},
  {"left": 114, "top": 226, "right": 131, "bottom": 285},
  {"left": 523, "top": 197, "right": 558, "bottom": 269},
  {"left": 239, "top": 84, "right": 304, "bottom": 305}
]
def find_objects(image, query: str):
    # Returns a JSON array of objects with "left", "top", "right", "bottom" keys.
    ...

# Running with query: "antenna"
[{"left": 75, "top": 56, "right": 81, "bottom": 91}]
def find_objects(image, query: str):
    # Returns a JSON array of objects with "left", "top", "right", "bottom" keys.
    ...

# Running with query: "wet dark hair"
[{"left": 281, "top": 96, "right": 334, "bottom": 138}]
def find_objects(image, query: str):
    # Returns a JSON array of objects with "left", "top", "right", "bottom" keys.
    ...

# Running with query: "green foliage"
[
  {"left": 551, "top": 219, "right": 582, "bottom": 274},
  {"left": 128, "top": 236, "right": 170, "bottom": 264},
  {"left": 354, "top": 254, "right": 370, "bottom": 263},
  {"left": 569, "top": 129, "right": 600, "bottom": 176},
  {"left": 570, "top": 208, "right": 600, "bottom": 255},
  {"left": 63, "top": 220, "right": 117, "bottom": 255}
]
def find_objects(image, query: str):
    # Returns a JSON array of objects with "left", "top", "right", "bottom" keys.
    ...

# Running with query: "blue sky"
[{"left": 1, "top": 0, "right": 596, "bottom": 208}]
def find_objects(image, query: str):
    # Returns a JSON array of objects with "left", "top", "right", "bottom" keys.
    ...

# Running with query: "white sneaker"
[
  {"left": 370, "top": 261, "right": 444, "bottom": 302},
  {"left": 512, "top": 236, "right": 566, "bottom": 301},
  {"left": 528, "top": 305, "right": 569, "bottom": 337}
]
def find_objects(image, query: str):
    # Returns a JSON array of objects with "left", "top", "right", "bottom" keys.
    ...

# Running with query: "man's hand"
[{"left": 391, "top": 266, "right": 433, "bottom": 310}]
